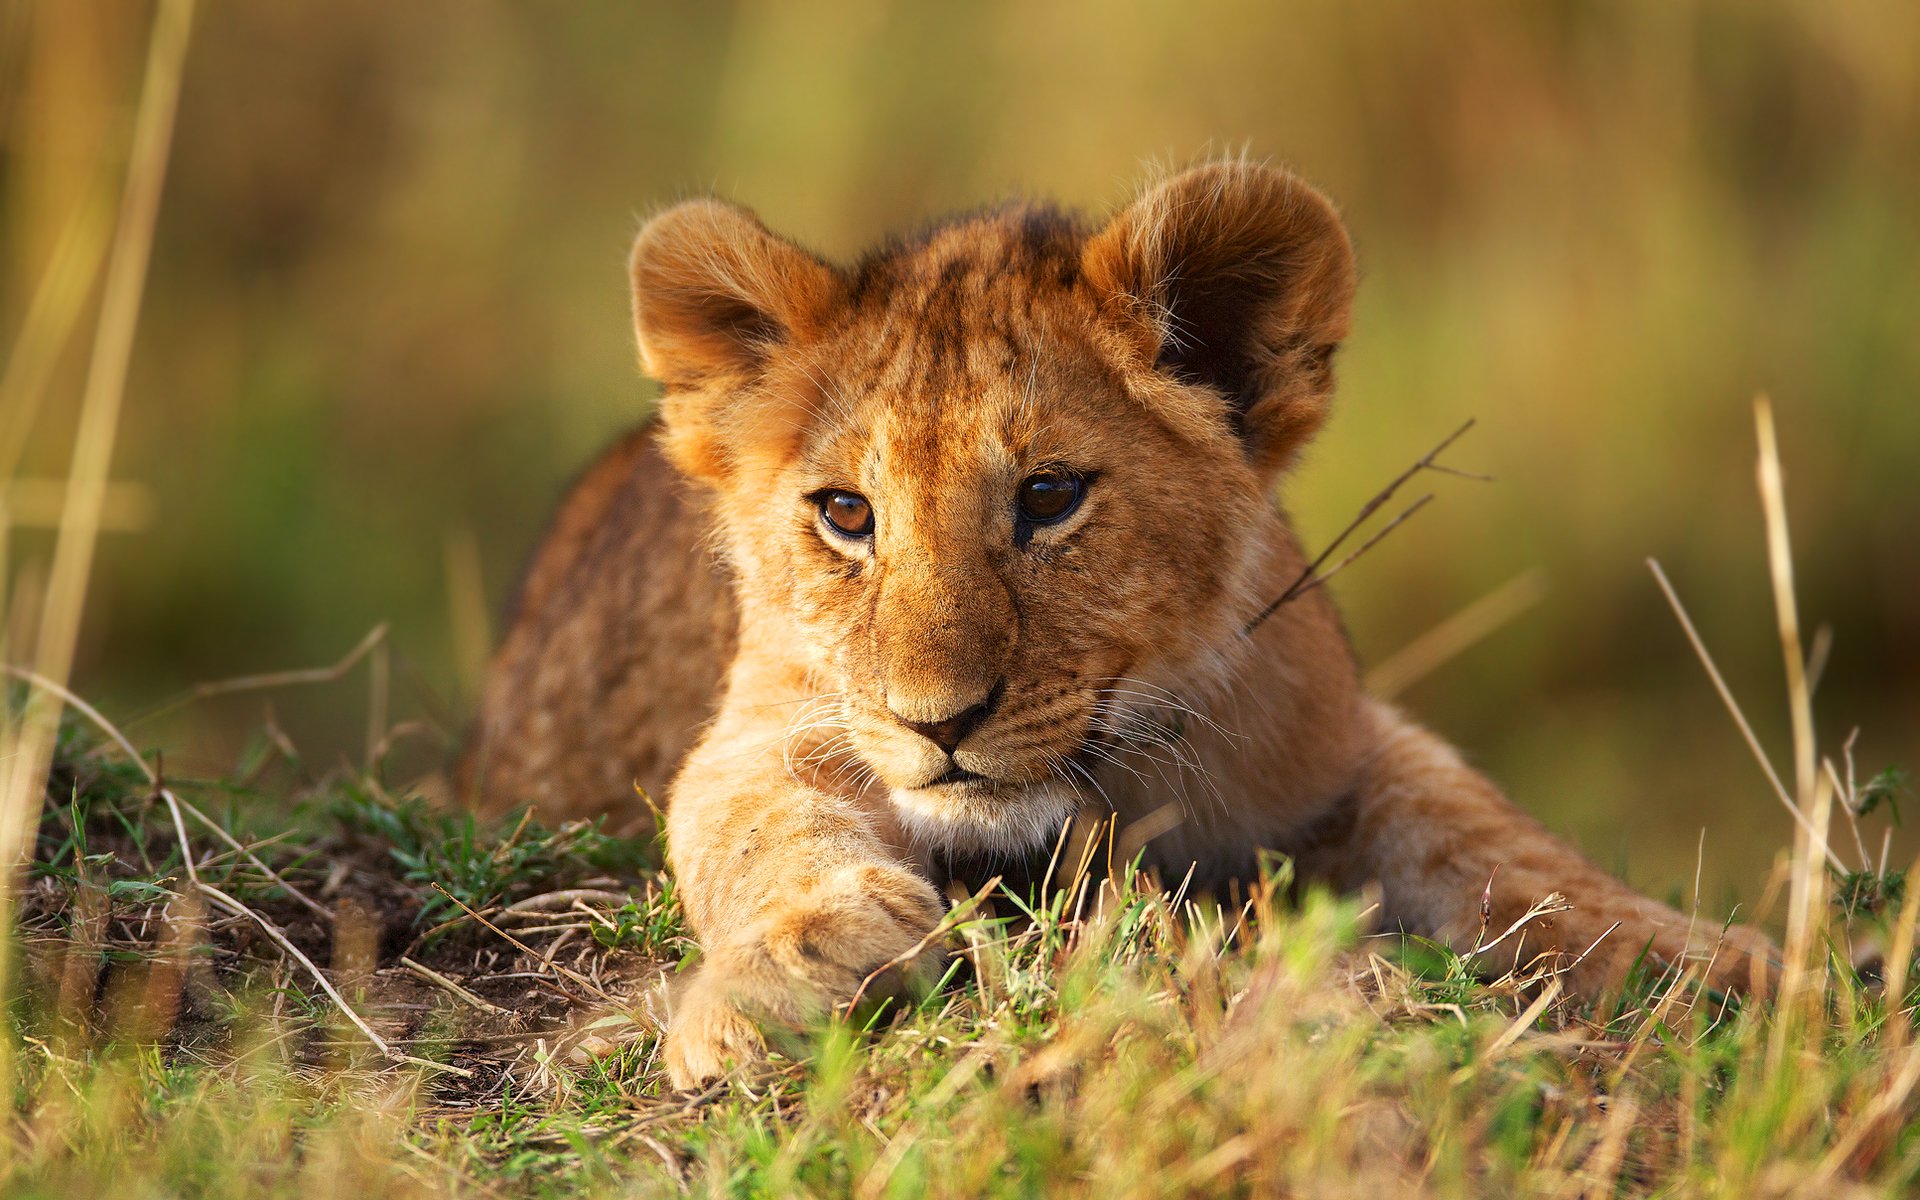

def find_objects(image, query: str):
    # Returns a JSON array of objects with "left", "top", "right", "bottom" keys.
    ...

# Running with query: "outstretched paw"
[
  {"left": 662, "top": 862, "right": 948, "bottom": 1089},
  {"left": 664, "top": 976, "right": 768, "bottom": 1090}
]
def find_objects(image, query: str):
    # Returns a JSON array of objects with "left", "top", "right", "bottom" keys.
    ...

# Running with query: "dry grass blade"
[
  {"left": 0, "top": 0, "right": 197, "bottom": 1096},
  {"left": 196, "top": 881, "right": 473, "bottom": 1078},
  {"left": 1468, "top": 891, "right": 1573, "bottom": 960},
  {"left": 1753, "top": 397, "right": 1816, "bottom": 807},
  {"left": 1484, "top": 977, "right": 1562, "bottom": 1058},
  {"left": 1646, "top": 559, "right": 1844, "bottom": 872},
  {"left": 1366, "top": 568, "right": 1549, "bottom": 699},
  {"left": 0, "top": 479, "right": 155, "bottom": 533},
  {"left": 0, "top": 190, "right": 113, "bottom": 482},
  {"left": 1752, "top": 396, "right": 1837, "bottom": 1058}
]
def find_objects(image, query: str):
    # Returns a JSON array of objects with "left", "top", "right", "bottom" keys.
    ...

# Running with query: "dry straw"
[{"left": 0, "top": 0, "right": 196, "bottom": 1099}]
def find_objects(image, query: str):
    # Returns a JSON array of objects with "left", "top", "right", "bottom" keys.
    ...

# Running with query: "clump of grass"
[
  {"left": 329, "top": 782, "right": 656, "bottom": 927},
  {"left": 0, "top": 689, "right": 1914, "bottom": 1197},
  {"left": 4, "top": 695, "right": 1917, "bottom": 1200}
]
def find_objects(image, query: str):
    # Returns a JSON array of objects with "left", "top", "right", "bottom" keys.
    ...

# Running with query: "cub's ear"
[
  {"left": 630, "top": 199, "right": 842, "bottom": 385},
  {"left": 629, "top": 199, "right": 843, "bottom": 480},
  {"left": 1082, "top": 161, "right": 1355, "bottom": 474}
]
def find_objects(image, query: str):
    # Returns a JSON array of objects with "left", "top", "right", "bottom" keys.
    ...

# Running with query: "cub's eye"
[
  {"left": 1016, "top": 470, "right": 1084, "bottom": 525},
  {"left": 818, "top": 489, "right": 874, "bottom": 538}
]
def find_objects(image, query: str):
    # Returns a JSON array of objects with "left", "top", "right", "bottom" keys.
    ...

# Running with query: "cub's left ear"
[{"left": 1082, "top": 160, "right": 1355, "bottom": 474}]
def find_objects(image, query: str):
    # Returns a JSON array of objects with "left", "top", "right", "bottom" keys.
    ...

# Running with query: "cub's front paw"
[
  {"left": 663, "top": 863, "right": 947, "bottom": 1089},
  {"left": 1571, "top": 912, "right": 1780, "bottom": 1000},
  {"left": 663, "top": 972, "right": 767, "bottom": 1091}
]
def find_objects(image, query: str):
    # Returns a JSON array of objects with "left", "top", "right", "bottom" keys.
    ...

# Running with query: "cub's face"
[{"left": 630, "top": 162, "right": 1355, "bottom": 852}]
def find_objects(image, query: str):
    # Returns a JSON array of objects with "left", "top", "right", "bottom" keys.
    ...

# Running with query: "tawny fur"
[{"left": 464, "top": 159, "right": 1775, "bottom": 1089}]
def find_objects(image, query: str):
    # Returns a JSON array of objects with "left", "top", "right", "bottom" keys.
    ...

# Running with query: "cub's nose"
[{"left": 891, "top": 681, "right": 1003, "bottom": 754}]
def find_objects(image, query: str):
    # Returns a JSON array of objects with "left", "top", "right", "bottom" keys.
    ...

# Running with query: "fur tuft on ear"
[
  {"left": 630, "top": 199, "right": 843, "bottom": 481},
  {"left": 1082, "top": 160, "right": 1355, "bottom": 474}
]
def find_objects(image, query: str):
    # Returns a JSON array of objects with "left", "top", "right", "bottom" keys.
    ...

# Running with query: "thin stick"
[
  {"left": 1825, "top": 758, "right": 1871, "bottom": 875},
  {"left": 400, "top": 956, "right": 511, "bottom": 1017},
  {"left": 198, "top": 881, "right": 472, "bottom": 1077},
  {"left": 0, "top": 191, "right": 114, "bottom": 482},
  {"left": 431, "top": 883, "right": 612, "bottom": 1000},
  {"left": 1245, "top": 418, "right": 1484, "bottom": 635},
  {"left": 502, "top": 888, "right": 637, "bottom": 914},
  {"left": 130, "top": 622, "right": 388, "bottom": 729},
  {"left": 1646, "top": 559, "right": 1844, "bottom": 872},
  {"left": 1755, "top": 396, "right": 1830, "bottom": 1049},
  {"left": 157, "top": 770, "right": 199, "bottom": 889},
  {"left": 1468, "top": 892, "right": 1573, "bottom": 960},
  {"left": 1275, "top": 494, "right": 1435, "bottom": 607}
]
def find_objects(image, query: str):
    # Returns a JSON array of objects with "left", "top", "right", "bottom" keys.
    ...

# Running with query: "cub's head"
[{"left": 630, "top": 161, "right": 1354, "bottom": 853}]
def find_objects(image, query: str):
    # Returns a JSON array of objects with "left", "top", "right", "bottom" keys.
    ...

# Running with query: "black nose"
[{"left": 896, "top": 681, "right": 1003, "bottom": 754}]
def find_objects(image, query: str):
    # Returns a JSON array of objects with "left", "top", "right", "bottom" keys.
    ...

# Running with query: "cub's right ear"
[{"left": 630, "top": 199, "right": 843, "bottom": 479}]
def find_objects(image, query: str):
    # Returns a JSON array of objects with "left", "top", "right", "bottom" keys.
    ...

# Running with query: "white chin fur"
[{"left": 889, "top": 780, "right": 1079, "bottom": 856}]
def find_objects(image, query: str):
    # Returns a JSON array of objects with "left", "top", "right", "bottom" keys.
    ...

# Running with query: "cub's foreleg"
[
  {"left": 1308, "top": 700, "right": 1776, "bottom": 998},
  {"left": 661, "top": 676, "right": 947, "bottom": 1089}
]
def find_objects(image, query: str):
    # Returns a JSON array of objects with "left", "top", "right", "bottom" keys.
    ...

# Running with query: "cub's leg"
[
  {"left": 1306, "top": 700, "right": 1777, "bottom": 998},
  {"left": 661, "top": 664, "right": 948, "bottom": 1089}
]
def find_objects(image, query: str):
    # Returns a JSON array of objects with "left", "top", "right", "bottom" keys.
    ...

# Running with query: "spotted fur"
[{"left": 465, "top": 159, "right": 1775, "bottom": 1088}]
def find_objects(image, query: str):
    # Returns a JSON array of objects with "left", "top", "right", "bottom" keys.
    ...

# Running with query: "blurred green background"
[{"left": 4, "top": 1, "right": 1916, "bottom": 910}]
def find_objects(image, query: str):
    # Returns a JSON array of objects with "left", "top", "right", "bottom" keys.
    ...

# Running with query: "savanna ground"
[
  {"left": 5, "top": 542, "right": 1919, "bottom": 1199},
  {"left": 5, "top": 2, "right": 1920, "bottom": 1197}
]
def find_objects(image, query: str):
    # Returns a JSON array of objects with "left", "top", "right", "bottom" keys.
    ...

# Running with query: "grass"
[{"left": 0, "top": 695, "right": 1912, "bottom": 1199}]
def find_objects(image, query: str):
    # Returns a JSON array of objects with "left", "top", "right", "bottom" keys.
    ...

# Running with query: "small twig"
[
  {"left": 502, "top": 888, "right": 636, "bottom": 914},
  {"left": 174, "top": 793, "right": 334, "bottom": 922},
  {"left": 400, "top": 956, "right": 511, "bottom": 1017},
  {"left": 1562, "top": 920, "right": 1624, "bottom": 976},
  {"left": 128, "top": 622, "right": 389, "bottom": 730},
  {"left": 1245, "top": 418, "right": 1485, "bottom": 635},
  {"left": 1278, "top": 494, "right": 1435, "bottom": 607},
  {"left": 197, "top": 881, "right": 472, "bottom": 1077},
  {"left": 431, "top": 883, "right": 613, "bottom": 1001},
  {"left": 155, "top": 759, "right": 198, "bottom": 889}
]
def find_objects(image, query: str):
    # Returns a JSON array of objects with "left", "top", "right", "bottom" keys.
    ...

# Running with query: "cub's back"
[{"left": 461, "top": 421, "right": 735, "bottom": 825}]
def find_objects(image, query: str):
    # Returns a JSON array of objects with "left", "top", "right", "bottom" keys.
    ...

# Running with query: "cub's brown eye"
[
  {"left": 819, "top": 489, "right": 874, "bottom": 538},
  {"left": 1017, "top": 471, "right": 1084, "bottom": 525}
]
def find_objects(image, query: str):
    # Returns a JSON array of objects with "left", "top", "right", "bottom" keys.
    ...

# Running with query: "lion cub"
[{"left": 466, "top": 160, "right": 1774, "bottom": 1087}]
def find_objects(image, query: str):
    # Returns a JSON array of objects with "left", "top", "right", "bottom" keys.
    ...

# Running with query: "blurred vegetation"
[{"left": 3, "top": 1, "right": 1916, "bottom": 906}]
